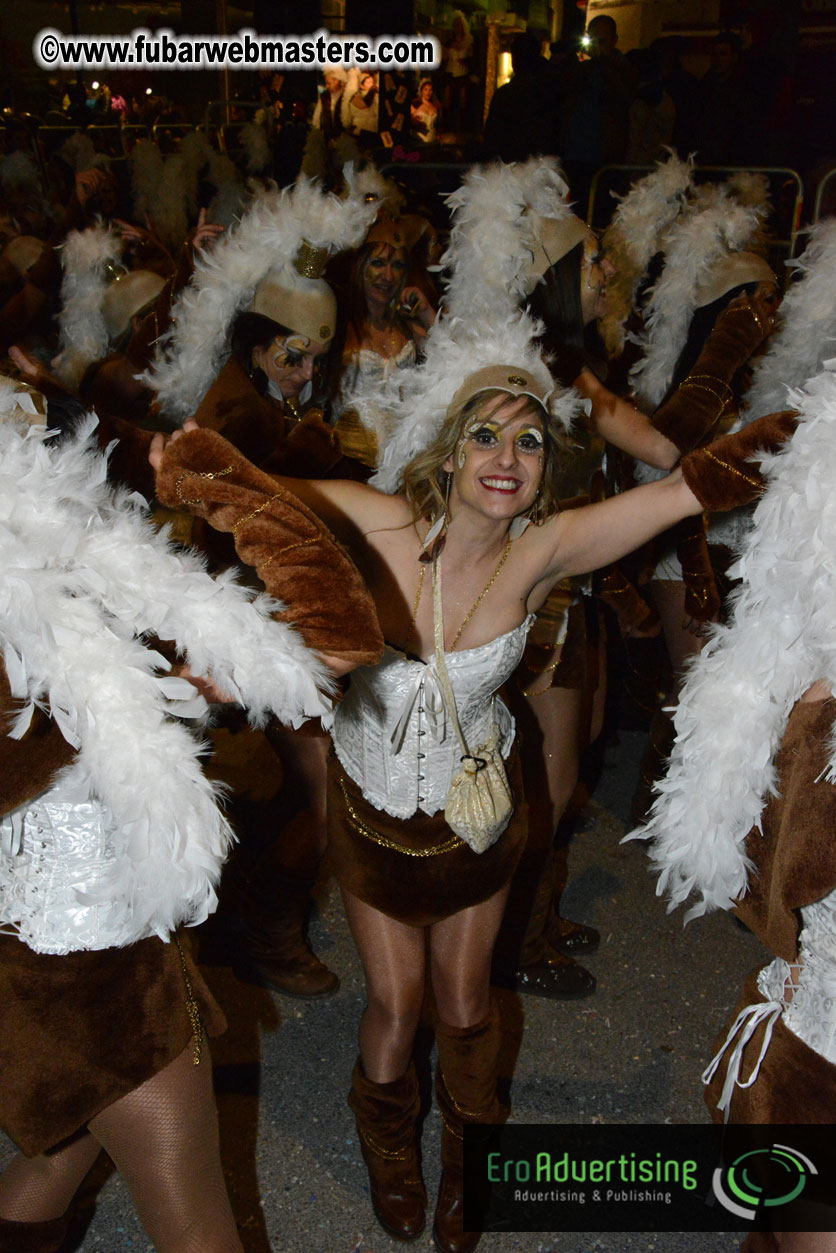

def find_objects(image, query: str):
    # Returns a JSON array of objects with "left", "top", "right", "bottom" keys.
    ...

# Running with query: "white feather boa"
[
  {"left": 744, "top": 219, "right": 836, "bottom": 423},
  {"left": 0, "top": 411, "right": 333, "bottom": 944},
  {"left": 145, "top": 168, "right": 384, "bottom": 422},
  {"left": 53, "top": 221, "right": 123, "bottom": 390},
  {"left": 630, "top": 197, "right": 762, "bottom": 422},
  {"left": 600, "top": 151, "right": 694, "bottom": 355},
  {"left": 634, "top": 362, "right": 836, "bottom": 921}
]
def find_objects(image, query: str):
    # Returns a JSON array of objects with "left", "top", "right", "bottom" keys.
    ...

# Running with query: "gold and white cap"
[
  {"left": 693, "top": 251, "right": 776, "bottom": 309},
  {"left": 447, "top": 363, "right": 553, "bottom": 418},
  {"left": 524, "top": 213, "right": 591, "bottom": 294},
  {"left": 102, "top": 269, "right": 166, "bottom": 340},
  {"left": 250, "top": 240, "right": 337, "bottom": 346}
]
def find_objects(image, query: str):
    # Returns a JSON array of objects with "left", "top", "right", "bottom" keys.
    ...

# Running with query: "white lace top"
[
  {"left": 760, "top": 890, "right": 836, "bottom": 1063},
  {"left": 704, "top": 886, "right": 836, "bottom": 1117},
  {"left": 331, "top": 617, "right": 535, "bottom": 819}
]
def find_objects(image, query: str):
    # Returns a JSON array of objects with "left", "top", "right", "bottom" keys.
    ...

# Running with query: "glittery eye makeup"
[
  {"left": 515, "top": 424, "right": 544, "bottom": 454},
  {"left": 271, "top": 334, "right": 311, "bottom": 369}
]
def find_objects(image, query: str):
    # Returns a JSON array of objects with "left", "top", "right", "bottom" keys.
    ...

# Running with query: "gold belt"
[{"left": 339, "top": 777, "right": 464, "bottom": 857}]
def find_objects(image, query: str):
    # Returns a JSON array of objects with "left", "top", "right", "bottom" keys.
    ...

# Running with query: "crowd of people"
[{"left": 1, "top": 19, "right": 836, "bottom": 1253}]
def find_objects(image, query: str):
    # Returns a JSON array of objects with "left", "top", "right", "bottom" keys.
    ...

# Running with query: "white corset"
[
  {"left": 0, "top": 785, "right": 120, "bottom": 955},
  {"left": 331, "top": 616, "right": 534, "bottom": 819},
  {"left": 758, "top": 890, "right": 836, "bottom": 1064}
]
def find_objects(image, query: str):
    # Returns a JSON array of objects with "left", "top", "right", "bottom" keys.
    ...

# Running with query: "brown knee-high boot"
[
  {"left": 0, "top": 1214, "right": 71, "bottom": 1253},
  {"left": 433, "top": 1003, "right": 507, "bottom": 1253},
  {"left": 348, "top": 1058, "right": 427, "bottom": 1241}
]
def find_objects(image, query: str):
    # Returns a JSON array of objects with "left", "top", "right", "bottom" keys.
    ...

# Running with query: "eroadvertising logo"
[
  {"left": 712, "top": 1144, "right": 817, "bottom": 1221},
  {"left": 462, "top": 1125, "right": 833, "bottom": 1235}
]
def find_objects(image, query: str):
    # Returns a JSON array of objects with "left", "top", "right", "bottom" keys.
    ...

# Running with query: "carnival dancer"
[
  {"left": 0, "top": 377, "right": 381, "bottom": 1252},
  {"left": 145, "top": 169, "right": 384, "bottom": 998},
  {"left": 627, "top": 187, "right": 779, "bottom": 819},
  {"left": 637, "top": 219, "right": 836, "bottom": 1253},
  {"left": 153, "top": 286, "right": 794, "bottom": 1251},
  {"left": 436, "top": 157, "right": 776, "bottom": 998},
  {"left": 335, "top": 211, "right": 436, "bottom": 469}
]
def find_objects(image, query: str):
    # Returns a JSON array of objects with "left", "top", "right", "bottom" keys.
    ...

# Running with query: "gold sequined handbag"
[{"left": 432, "top": 558, "right": 513, "bottom": 854}]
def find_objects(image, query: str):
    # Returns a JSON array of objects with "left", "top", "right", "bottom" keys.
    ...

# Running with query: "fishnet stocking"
[
  {"left": 88, "top": 1039, "right": 242, "bottom": 1253},
  {"left": 0, "top": 1041, "right": 240, "bottom": 1251},
  {"left": 0, "top": 1132, "right": 101, "bottom": 1222}
]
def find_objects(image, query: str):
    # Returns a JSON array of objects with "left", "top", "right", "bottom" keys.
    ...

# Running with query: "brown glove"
[
  {"left": 652, "top": 293, "right": 775, "bottom": 454},
  {"left": 676, "top": 516, "right": 722, "bottom": 624},
  {"left": 595, "top": 564, "right": 660, "bottom": 637},
  {"left": 155, "top": 428, "right": 384, "bottom": 668},
  {"left": 680, "top": 410, "right": 799, "bottom": 513}
]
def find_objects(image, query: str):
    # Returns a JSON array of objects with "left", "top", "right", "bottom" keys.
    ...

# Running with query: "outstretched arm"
[
  {"left": 577, "top": 368, "right": 680, "bottom": 470},
  {"left": 533, "top": 410, "right": 798, "bottom": 592}
]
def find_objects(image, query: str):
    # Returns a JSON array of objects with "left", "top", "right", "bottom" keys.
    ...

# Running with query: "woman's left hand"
[
  {"left": 148, "top": 417, "right": 198, "bottom": 472},
  {"left": 400, "top": 285, "right": 436, "bottom": 330}
]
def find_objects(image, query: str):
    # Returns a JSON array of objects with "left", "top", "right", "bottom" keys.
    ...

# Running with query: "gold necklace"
[{"left": 404, "top": 538, "right": 513, "bottom": 653}]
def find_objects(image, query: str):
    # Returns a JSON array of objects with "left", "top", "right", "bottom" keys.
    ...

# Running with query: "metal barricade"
[{"left": 812, "top": 167, "right": 836, "bottom": 224}]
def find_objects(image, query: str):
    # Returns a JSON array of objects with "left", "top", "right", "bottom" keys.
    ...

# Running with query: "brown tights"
[
  {"left": 341, "top": 885, "right": 510, "bottom": 1083},
  {"left": 0, "top": 1040, "right": 242, "bottom": 1253}
]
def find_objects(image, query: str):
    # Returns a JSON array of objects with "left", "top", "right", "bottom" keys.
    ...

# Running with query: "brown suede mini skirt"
[
  {"left": 327, "top": 746, "right": 527, "bottom": 926},
  {"left": 0, "top": 930, "right": 226, "bottom": 1157}
]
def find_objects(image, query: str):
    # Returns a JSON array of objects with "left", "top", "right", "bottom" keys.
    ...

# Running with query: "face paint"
[
  {"left": 515, "top": 424, "right": 544, "bottom": 459},
  {"left": 458, "top": 417, "right": 499, "bottom": 467},
  {"left": 271, "top": 333, "right": 311, "bottom": 370}
]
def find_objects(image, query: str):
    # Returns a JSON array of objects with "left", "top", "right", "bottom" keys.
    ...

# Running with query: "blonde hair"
[{"left": 401, "top": 389, "right": 567, "bottom": 527}]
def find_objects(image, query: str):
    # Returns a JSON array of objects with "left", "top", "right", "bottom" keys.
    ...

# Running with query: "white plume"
[
  {"left": 441, "top": 157, "right": 573, "bottom": 322},
  {"left": 600, "top": 151, "right": 694, "bottom": 354},
  {"left": 0, "top": 408, "right": 333, "bottom": 945},
  {"left": 633, "top": 362, "right": 836, "bottom": 920},
  {"left": 744, "top": 219, "right": 836, "bottom": 423},
  {"left": 629, "top": 195, "right": 763, "bottom": 418},
  {"left": 53, "top": 221, "right": 123, "bottom": 389}
]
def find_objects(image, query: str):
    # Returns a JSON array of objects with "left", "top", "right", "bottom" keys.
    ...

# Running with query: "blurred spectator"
[
  {"left": 311, "top": 66, "right": 346, "bottom": 142},
  {"left": 652, "top": 37, "right": 700, "bottom": 156},
  {"left": 626, "top": 46, "right": 675, "bottom": 165},
  {"left": 694, "top": 33, "right": 758, "bottom": 166},
  {"left": 561, "top": 16, "right": 637, "bottom": 206},
  {"left": 410, "top": 78, "right": 441, "bottom": 144},
  {"left": 441, "top": 10, "right": 475, "bottom": 132},
  {"left": 484, "top": 33, "right": 555, "bottom": 163},
  {"left": 345, "top": 71, "right": 379, "bottom": 145}
]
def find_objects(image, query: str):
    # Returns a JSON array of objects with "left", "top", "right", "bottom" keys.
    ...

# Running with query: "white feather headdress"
[
  {"left": 634, "top": 361, "right": 836, "bottom": 921},
  {"left": 130, "top": 138, "right": 190, "bottom": 253},
  {"left": 145, "top": 168, "right": 384, "bottom": 422},
  {"left": 600, "top": 151, "right": 694, "bottom": 355},
  {"left": 362, "top": 158, "right": 583, "bottom": 493},
  {"left": 370, "top": 307, "right": 584, "bottom": 495},
  {"left": 53, "top": 221, "right": 123, "bottom": 389},
  {"left": 629, "top": 194, "right": 764, "bottom": 420},
  {"left": 744, "top": 219, "right": 836, "bottom": 423},
  {"left": 440, "top": 157, "right": 575, "bottom": 323},
  {"left": 0, "top": 403, "right": 332, "bottom": 945}
]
